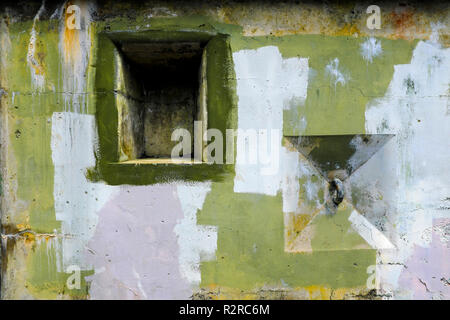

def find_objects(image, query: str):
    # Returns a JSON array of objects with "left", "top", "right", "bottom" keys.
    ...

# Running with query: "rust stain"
[
  {"left": 62, "top": 1, "right": 81, "bottom": 63},
  {"left": 390, "top": 9, "right": 416, "bottom": 40}
]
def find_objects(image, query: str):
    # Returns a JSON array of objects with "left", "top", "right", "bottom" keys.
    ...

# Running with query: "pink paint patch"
[
  {"left": 85, "top": 185, "right": 191, "bottom": 299},
  {"left": 399, "top": 218, "right": 450, "bottom": 299}
]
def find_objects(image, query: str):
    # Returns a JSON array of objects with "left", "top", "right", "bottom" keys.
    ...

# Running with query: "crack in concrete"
[
  {"left": 0, "top": 229, "right": 73, "bottom": 240},
  {"left": 418, "top": 278, "right": 431, "bottom": 293}
]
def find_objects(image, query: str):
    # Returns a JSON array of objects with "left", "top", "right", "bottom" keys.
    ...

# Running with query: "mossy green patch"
[
  {"left": 310, "top": 202, "right": 370, "bottom": 251},
  {"left": 7, "top": 93, "right": 62, "bottom": 233},
  {"left": 26, "top": 239, "right": 93, "bottom": 299},
  {"left": 7, "top": 20, "right": 61, "bottom": 93}
]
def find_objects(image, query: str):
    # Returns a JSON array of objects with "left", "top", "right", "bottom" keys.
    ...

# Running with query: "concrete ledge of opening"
[{"left": 116, "top": 158, "right": 204, "bottom": 165}]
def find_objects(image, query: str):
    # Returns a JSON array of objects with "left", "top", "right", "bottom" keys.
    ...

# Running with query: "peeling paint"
[{"left": 27, "top": 1, "right": 46, "bottom": 90}]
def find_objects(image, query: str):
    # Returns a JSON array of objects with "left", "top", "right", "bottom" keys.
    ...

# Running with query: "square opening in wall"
[
  {"left": 115, "top": 41, "right": 207, "bottom": 164},
  {"left": 95, "top": 32, "right": 234, "bottom": 184}
]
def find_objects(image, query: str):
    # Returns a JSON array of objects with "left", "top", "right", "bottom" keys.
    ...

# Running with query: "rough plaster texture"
[{"left": 0, "top": 0, "right": 448, "bottom": 300}]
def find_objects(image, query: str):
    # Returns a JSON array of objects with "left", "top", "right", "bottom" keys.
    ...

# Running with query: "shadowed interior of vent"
[{"left": 116, "top": 41, "right": 206, "bottom": 160}]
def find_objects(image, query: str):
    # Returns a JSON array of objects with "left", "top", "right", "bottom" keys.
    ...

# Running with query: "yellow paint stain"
[
  {"left": 334, "top": 24, "right": 360, "bottom": 37},
  {"left": 62, "top": 2, "right": 81, "bottom": 64},
  {"left": 16, "top": 223, "right": 31, "bottom": 231},
  {"left": 292, "top": 213, "right": 311, "bottom": 233},
  {"left": 302, "top": 285, "right": 374, "bottom": 300},
  {"left": 13, "top": 223, "right": 58, "bottom": 245},
  {"left": 304, "top": 285, "right": 331, "bottom": 300},
  {"left": 286, "top": 213, "right": 311, "bottom": 239},
  {"left": 285, "top": 206, "right": 322, "bottom": 251},
  {"left": 22, "top": 231, "right": 36, "bottom": 244}
]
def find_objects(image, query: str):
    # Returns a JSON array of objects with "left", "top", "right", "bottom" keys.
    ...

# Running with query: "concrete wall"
[{"left": 0, "top": 0, "right": 448, "bottom": 299}]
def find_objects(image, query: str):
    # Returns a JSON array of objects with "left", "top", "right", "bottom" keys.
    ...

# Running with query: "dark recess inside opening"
[{"left": 117, "top": 41, "right": 206, "bottom": 159}]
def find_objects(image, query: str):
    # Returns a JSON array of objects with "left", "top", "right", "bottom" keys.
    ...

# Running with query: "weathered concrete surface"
[{"left": 0, "top": 0, "right": 448, "bottom": 300}]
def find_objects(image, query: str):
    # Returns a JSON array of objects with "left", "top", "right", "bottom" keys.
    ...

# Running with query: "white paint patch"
[
  {"left": 27, "top": 1, "right": 46, "bottom": 90},
  {"left": 51, "top": 112, "right": 116, "bottom": 270},
  {"left": 428, "top": 22, "right": 446, "bottom": 45},
  {"left": 50, "top": 7, "right": 60, "bottom": 20},
  {"left": 349, "top": 210, "right": 395, "bottom": 249},
  {"left": 364, "top": 40, "right": 450, "bottom": 298},
  {"left": 325, "top": 58, "right": 348, "bottom": 87},
  {"left": 232, "top": 46, "right": 308, "bottom": 215},
  {"left": 360, "top": 37, "right": 383, "bottom": 63},
  {"left": 174, "top": 182, "right": 217, "bottom": 285},
  {"left": 297, "top": 155, "right": 325, "bottom": 209},
  {"left": 347, "top": 135, "right": 391, "bottom": 173}
]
